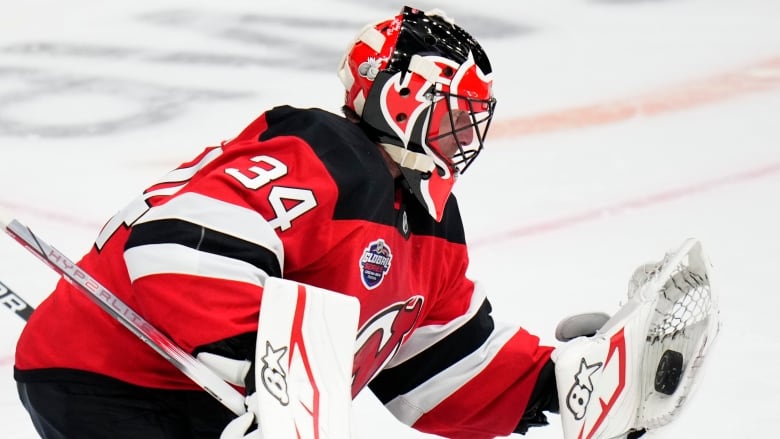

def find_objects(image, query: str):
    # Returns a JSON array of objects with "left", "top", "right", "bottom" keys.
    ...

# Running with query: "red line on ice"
[
  {"left": 490, "top": 56, "right": 780, "bottom": 138},
  {"left": 471, "top": 161, "right": 780, "bottom": 248}
]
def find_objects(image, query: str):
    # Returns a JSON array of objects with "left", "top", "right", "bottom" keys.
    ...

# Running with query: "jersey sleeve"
[
  {"left": 368, "top": 251, "right": 554, "bottom": 438},
  {"left": 124, "top": 190, "right": 284, "bottom": 351},
  {"left": 121, "top": 119, "right": 339, "bottom": 378}
]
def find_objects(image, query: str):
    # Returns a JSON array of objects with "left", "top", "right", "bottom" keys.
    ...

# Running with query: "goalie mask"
[{"left": 338, "top": 6, "right": 496, "bottom": 221}]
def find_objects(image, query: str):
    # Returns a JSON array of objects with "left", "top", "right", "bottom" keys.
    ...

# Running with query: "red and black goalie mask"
[{"left": 338, "top": 6, "right": 496, "bottom": 221}]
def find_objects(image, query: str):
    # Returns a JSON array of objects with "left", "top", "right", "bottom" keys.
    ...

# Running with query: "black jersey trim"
[
  {"left": 13, "top": 367, "right": 208, "bottom": 392},
  {"left": 368, "top": 299, "right": 494, "bottom": 403},
  {"left": 193, "top": 332, "right": 259, "bottom": 394},
  {"left": 192, "top": 332, "right": 257, "bottom": 364},
  {"left": 260, "top": 107, "right": 396, "bottom": 223},
  {"left": 126, "top": 219, "right": 282, "bottom": 278},
  {"left": 403, "top": 190, "right": 466, "bottom": 244},
  {"left": 259, "top": 106, "right": 466, "bottom": 244}
]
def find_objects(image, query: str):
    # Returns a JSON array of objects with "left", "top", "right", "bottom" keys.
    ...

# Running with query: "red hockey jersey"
[{"left": 15, "top": 106, "right": 553, "bottom": 439}]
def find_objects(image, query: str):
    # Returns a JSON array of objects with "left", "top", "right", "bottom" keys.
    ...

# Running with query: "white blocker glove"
[
  {"left": 197, "top": 352, "right": 262, "bottom": 439},
  {"left": 219, "top": 394, "right": 262, "bottom": 439}
]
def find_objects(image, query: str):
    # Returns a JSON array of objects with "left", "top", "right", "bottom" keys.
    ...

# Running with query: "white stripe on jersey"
[
  {"left": 125, "top": 243, "right": 271, "bottom": 285},
  {"left": 383, "top": 323, "right": 518, "bottom": 426},
  {"left": 385, "top": 282, "right": 488, "bottom": 368},
  {"left": 162, "top": 146, "right": 224, "bottom": 184},
  {"left": 136, "top": 191, "right": 284, "bottom": 271}
]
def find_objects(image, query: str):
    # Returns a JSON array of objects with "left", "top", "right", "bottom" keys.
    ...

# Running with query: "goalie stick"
[
  {"left": 0, "top": 279, "right": 35, "bottom": 321},
  {"left": 0, "top": 214, "right": 247, "bottom": 416}
]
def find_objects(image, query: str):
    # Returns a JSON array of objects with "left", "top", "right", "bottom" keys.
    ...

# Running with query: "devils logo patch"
[{"left": 359, "top": 239, "right": 393, "bottom": 290}]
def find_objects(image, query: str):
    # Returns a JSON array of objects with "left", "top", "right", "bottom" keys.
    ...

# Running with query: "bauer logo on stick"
[{"left": 0, "top": 281, "right": 34, "bottom": 320}]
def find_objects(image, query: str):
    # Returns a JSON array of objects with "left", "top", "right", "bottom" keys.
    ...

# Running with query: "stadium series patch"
[{"left": 359, "top": 239, "right": 393, "bottom": 290}]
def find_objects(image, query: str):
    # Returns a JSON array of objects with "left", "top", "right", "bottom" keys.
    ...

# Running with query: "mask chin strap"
[
  {"left": 384, "top": 143, "right": 451, "bottom": 221},
  {"left": 380, "top": 143, "right": 436, "bottom": 173}
]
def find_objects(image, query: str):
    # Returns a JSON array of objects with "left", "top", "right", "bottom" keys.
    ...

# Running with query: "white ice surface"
[{"left": 1, "top": 0, "right": 778, "bottom": 437}]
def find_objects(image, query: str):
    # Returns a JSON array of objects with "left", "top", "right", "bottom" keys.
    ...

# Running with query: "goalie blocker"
[
  {"left": 204, "top": 277, "right": 360, "bottom": 439},
  {"left": 553, "top": 238, "right": 720, "bottom": 439}
]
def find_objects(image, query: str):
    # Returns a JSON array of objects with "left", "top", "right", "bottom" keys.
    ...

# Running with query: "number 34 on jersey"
[{"left": 95, "top": 150, "right": 317, "bottom": 250}]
